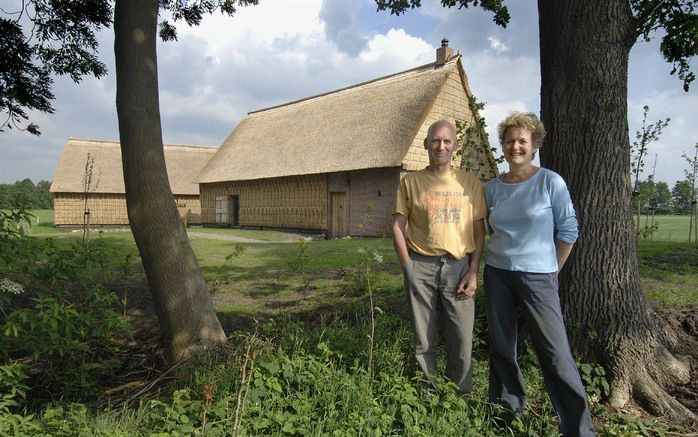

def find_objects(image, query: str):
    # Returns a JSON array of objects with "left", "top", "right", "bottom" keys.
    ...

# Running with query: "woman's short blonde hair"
[{"left": 497, "top": 112, "right": 546, "bottom": 148}]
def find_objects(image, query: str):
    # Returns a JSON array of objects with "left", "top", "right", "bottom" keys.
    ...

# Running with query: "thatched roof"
[
  {"left": 198, "top": 56, "right": 466, "bottom": 184},
  {"left": 50, "top": 139, "right": 217, "bottom": 195}
]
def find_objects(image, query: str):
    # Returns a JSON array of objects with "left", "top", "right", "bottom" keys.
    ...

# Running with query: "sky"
[{"left": 2, "top": 0, "right": 696, "bottom": 188}]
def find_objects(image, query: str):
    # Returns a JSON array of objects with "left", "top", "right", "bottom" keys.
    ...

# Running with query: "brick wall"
[
  {"left": 200, "top": 174, "right": 327, "bottom": 229},
  {"left": 347, "top": 167, "right": 401, "bottom": 237},
  {"left": 53, "top": 193, "right": 129, "bottom": 226},
  {"left": 402, "top": 70, "right": 476, "bottom": 171},
  {"left": 53, "top": 193, "right": 204, "bottom": 226},
  {"left": 200, "top": 169, "right": 401, "bottom": 236}
]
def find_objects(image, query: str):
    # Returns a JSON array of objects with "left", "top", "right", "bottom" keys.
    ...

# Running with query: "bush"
[{"left": 0, "top": 209, "right": 130, "bottom": 407}]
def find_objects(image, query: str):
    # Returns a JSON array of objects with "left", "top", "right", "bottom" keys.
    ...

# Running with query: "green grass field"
[
  {"left": 642, "top": 214, "right": 696, "bottom": 242},
  {"left": 21, "top": 209, "right": 697, "bottom": 312},
  {"left": 23, "top": 210, "right": 697, "bottom": 241}
]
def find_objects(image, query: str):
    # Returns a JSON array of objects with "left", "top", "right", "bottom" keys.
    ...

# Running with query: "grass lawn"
[
  {"left": 22, "top": 209, "right": 697, "bottom": 311},
  {"left": 637, "top": 240, "right": 698, "bottom": 307},
  {"left": 644, "top": 214, "right": 696, "bottom": 242}
]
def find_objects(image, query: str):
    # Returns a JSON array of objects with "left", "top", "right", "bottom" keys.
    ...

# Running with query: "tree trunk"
[
  {"left": 538, "top": 0, "right": 694, "bottom": 421},
  {"left": 113, "top": 0, "right": 227, "bottom": 364}
]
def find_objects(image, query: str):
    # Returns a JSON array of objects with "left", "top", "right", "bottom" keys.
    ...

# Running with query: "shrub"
[{"left": 0, "top": 209, "right": 131, "bottom": 406}]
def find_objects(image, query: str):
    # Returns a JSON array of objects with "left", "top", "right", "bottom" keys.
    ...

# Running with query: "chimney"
[{"left": 435, "top": 38, "right": 453, "bottom": 66}]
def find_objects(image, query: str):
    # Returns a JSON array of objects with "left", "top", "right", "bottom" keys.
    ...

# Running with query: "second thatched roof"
[{"left": 50, "top": 138, "right": 217, "bottom": 195}]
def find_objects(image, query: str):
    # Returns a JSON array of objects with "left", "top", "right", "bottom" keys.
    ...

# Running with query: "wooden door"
[
  {"left": 229, "top": 195, "right": 240, "bottom": 227},
  {"left": 330, "top": 192, "right": 347, "bottom": 237}
]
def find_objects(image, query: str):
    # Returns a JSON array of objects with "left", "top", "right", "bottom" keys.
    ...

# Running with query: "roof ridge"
[
  {"left": 248, "top": 55, "right": 461, "bottom": 116},
  {"left": 67, "top": 138, "right": 216, "bottom": 150}
]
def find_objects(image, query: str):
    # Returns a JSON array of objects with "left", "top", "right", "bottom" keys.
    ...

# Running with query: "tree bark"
[
  {"left": 113, "top": 0, "right": 227, "bottom": 364},
  {"left": 538, "top": 0, "right": 694, "bottom": 421}
]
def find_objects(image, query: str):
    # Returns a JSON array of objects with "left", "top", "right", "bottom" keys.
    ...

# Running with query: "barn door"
[
  {"left": 330, "top": 192, "right": 347, "bottom": 238},
  {"left": 229, "top": 195, "right": 240, "bottom": 227}
]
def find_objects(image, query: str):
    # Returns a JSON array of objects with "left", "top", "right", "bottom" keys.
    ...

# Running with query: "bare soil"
[{"left": 651, "top": 302, "right": 698, "bottom": 415}]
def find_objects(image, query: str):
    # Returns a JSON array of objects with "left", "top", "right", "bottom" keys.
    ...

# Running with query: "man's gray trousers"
[{"left": 404, "top": 250, "right": 474, "bottom": 394}]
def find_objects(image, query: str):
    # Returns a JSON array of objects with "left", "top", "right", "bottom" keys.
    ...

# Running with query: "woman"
[{"left": 484, "top": 112, "right": 595, "bottom": 437}]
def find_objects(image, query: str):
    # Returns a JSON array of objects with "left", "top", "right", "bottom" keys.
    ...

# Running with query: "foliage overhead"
[
  {"left": 375, "top": 0, "right": 510, "bottom": 26},
  {"left": 0, "top": 0, "right": 258, "bottom": 136},
  {"left": 158, "top": 0, "right": 259, "bottom": 41},
  {"left": 375, "top": 0, "right": 697, "bottom": 91},
  {"left": 0, "top": 1, "right": 112, "bottom": 135},
  {"left": 631, "top": 0, "right": 698, "bottom": 91},
  {"left": 0, "top": 18, "right": 53, "bottom": 136}
]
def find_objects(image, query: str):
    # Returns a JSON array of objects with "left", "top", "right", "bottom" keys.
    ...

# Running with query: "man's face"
[{"left": 424, "top": 123, "right": 456, "bottom": 166}]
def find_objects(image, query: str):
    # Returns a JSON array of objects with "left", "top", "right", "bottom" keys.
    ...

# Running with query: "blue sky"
[{"left": 2, "top": 0, "right": 696, "bottom": 188}]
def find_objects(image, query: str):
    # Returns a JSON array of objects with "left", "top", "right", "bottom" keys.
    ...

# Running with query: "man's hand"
[
  {"left": 456, "top": 270, "right": 477, "bottom": 299},
  {"left": 392, "top": 214, "right": 411, "bottom": 269}
]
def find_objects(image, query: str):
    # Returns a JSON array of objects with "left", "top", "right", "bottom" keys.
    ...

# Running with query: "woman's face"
[{"left": 502, "top": 126, "right": 537, "bottom": 167}]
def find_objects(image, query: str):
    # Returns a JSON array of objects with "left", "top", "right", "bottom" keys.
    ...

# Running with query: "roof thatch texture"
[
  {"left": 198, "top": 58, "right": 463, "bottom": 183},
  {"left": 50, "top": 139, "right": 217, "bottom": 195}
]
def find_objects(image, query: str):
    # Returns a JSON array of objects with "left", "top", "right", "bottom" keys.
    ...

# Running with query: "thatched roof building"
[
  {"left": 199, "top": 40, "right": 498, "bottom": 237},
  {"left": 51, "top": 138, "right": 216, "bottom": 226}
]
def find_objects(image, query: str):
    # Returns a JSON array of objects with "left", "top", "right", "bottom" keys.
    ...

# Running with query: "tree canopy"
[
  {"left": 0, "top": 1, "right": 111, "bottom": 135},
  {"left": 376, "top": 0, "right": 697, "bottom": 91},
  {"left": 0, "top": 179, "right": 52, "bottom": 209},
  {"left": 672, "top": 179, "right": 695, "bottom": 214},
  {"left": 0, "top": 0, "right": 258, "bottom": 136}
]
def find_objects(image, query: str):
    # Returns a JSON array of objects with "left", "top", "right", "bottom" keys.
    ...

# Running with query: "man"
[{"left": 392, "top": 119, "right": 486, "bottom": 394}]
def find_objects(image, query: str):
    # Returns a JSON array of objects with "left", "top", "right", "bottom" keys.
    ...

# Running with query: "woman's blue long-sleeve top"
[{"left": 484, "top": 168, "right": 578, "bottom": 274}]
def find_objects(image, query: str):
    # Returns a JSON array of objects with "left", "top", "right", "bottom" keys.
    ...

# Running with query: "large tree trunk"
[
  {"left": 538, "top": 0, "right": 694, "bottom": 421},
  {"left": 113, "top": 0, "right": 227, "bottom": 364}
]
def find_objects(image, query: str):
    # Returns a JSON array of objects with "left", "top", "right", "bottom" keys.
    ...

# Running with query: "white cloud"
[
  {"left": 487, "top": 36, "right": 509, "bottom": 53},
  {"left": 173, "top": 0, "right": 324, "bottom": 56},
  {"left": 360, "top": 28, "right": 433, "bottom": 64}
]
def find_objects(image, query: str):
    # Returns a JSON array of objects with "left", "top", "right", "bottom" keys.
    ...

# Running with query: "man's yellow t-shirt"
[{"left": 393, "top": 167, "right": 485, "bottom": 260}]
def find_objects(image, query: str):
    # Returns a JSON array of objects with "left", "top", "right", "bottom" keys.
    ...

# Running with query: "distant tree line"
[
  {"left": 634, "top": 178, "right": 695, "bottom": 215},
  {"left": 0, "top": 179, "right": 52, "bottom": 209}
]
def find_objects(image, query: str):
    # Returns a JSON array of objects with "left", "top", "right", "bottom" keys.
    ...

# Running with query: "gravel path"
[{"left": 187, "top": 231, "right": 322, "bottom": 243}]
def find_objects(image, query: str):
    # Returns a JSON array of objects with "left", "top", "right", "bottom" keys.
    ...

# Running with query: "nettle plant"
[{"left": 0, "top": 209, "right": 130, "bottom": 406}]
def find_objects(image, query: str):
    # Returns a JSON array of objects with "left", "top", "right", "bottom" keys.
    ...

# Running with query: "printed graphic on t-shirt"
[{"left": 425, "top": 191, "right": 463, "bottom": 224}]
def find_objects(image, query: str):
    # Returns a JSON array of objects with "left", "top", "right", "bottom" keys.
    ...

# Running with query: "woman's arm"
[{"left": 555, "top": 239, "right": 574, "bottom": 274}]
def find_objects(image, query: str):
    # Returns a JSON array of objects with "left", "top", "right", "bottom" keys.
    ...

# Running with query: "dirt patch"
[{"left": 651, "top": 302, "right": 698, "bottom": 414}]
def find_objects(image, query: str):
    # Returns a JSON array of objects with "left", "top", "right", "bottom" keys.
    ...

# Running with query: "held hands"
[{"left": 456, "top": 270, "right": 477, "bottom": 300}]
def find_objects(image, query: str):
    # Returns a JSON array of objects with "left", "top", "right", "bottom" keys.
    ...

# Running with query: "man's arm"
[
  {"left": 555, "top": 239, "right": 574, "bottom": 274},
  {"left": 457, "top": 218, "right": 485, "bottom": 298},
  {"left": 392, "top": 213, "right": 410, "bottom": 269}
]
